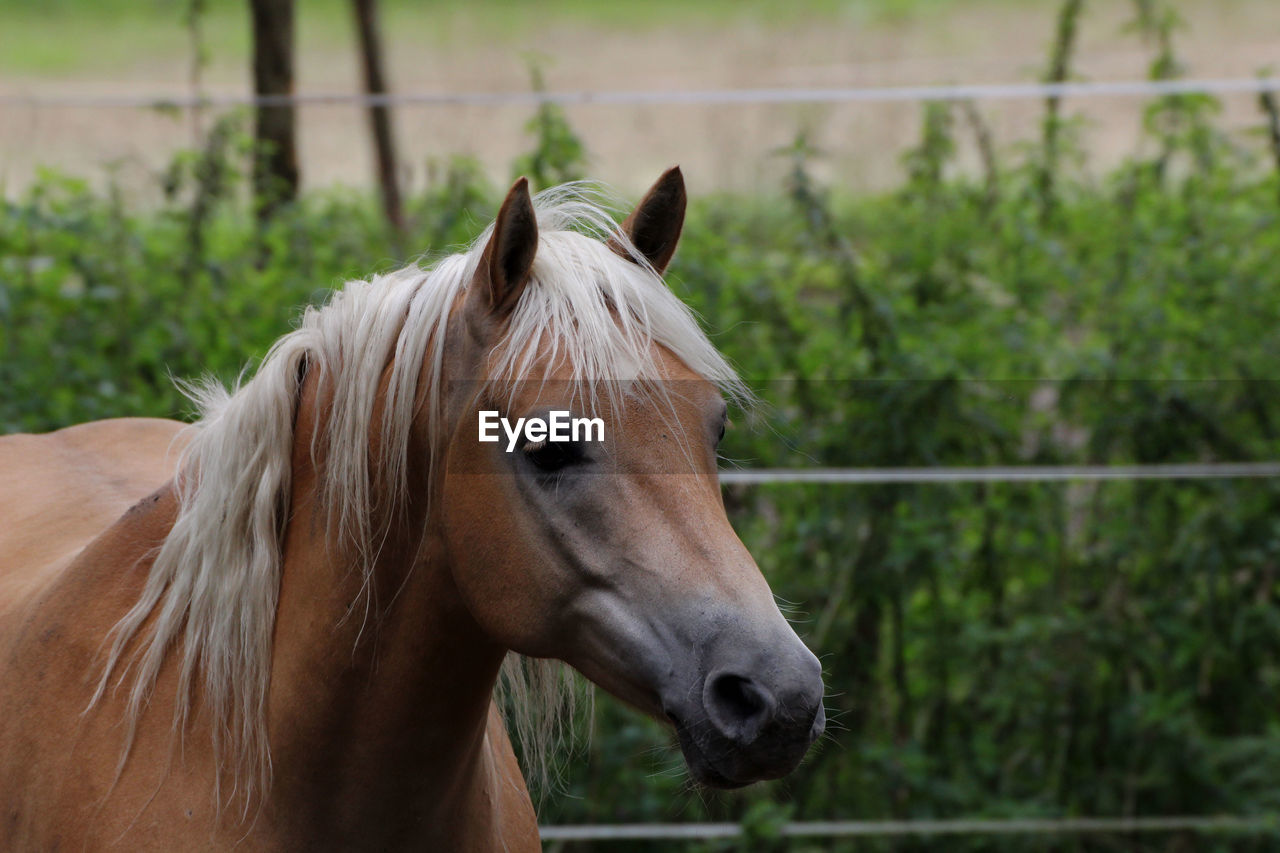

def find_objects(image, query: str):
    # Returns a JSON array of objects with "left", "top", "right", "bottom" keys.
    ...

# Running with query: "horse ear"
[
  {"left": 477, "top": 177, "right": 538, "bottom": 316},
  {"left": 612, "top": 166, "right": 687, "bottom": 275}
]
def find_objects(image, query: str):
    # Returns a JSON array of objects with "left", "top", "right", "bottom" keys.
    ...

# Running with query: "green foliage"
[
  {"left": 0, "top": 141, "right": 494, "bottom": 432},
  {"left": 513, "top": 62, "right": 588, "bottom": 192}
]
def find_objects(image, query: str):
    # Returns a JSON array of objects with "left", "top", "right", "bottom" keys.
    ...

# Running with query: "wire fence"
[
  {"left": 4, "top": 75, "right": 1278, "bottom": 110},
  {"left": 539, "top": 815, "right": 1280, "bottom": 842},
  {"left": 717, "top": 461, "right": 1280, "bottom": 485}
]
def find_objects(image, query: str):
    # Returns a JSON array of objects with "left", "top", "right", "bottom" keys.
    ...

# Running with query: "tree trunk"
[
  {"left": 250, "top": 0, "right": 298, "bottom": 221},
  {"left": 353, "top": 0, "right": 405, "bottom": 237}
]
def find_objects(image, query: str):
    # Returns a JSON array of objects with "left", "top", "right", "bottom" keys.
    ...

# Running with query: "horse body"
[
  {"left": 0, "top": 170, "right": 824, "bottom": 850},
  {"left": 0, "top": 418, "right": 187, "bottom": 602},
  {"left": 0, "top": 414, "right": 533, "bottom": 850}
]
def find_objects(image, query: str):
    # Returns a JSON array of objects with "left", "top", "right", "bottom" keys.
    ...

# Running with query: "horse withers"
[{"left": 0, "top": 168, "right": 824, "bottom": 850}]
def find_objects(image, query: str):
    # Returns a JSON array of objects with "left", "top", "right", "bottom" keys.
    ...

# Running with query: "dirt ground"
[{"left": 2, "top": 0, "right": 1278, "bottom": 198}]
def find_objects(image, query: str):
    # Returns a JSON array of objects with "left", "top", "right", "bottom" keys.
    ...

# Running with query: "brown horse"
[{"left": 0, "top": 169, "right": 825, "bottom": 850}]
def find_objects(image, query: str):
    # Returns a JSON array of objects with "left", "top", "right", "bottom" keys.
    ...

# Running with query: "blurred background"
[
  {"left": 2, "top": 0, "right": 1278, "bottom": 196},
  {"left": 3, "top": 0, "right": 1280, "bottom": 850}
]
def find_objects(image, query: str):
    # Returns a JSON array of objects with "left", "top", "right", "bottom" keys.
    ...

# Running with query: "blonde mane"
[{"left": 92, "top": 184, "right": 746, "bottom": 809}]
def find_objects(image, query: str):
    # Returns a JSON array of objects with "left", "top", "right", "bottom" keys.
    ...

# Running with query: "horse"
[{"left": 0, "top": 168, "right": 825, "bottom": 850}]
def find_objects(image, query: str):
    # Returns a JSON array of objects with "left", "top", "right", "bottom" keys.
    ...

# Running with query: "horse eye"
[
  {"left": 715, "top": 419, "right": 727, "bottom": 447},
  {"left": 523, "top": 439, "right": 582, "bottom": 473}
]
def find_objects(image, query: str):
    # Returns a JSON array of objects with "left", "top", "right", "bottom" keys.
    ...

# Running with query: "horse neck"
[{"left": 263, "top": 367, "right": 511, "bottom": 843}]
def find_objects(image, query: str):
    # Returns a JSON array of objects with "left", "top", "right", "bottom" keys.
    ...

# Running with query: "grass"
[
  {"left": 0, "top": 1, "right": 248, "bottom": 77},
  {"left": 0, "top": 0, "right": 1034, "bottom": 77}
]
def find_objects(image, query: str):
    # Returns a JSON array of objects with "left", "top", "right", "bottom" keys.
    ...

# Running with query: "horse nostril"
[
  {"left": 713, "top": 675, "right": 764, "bottom": 718},
  {"left": 703, "top": 672, "right": 777, "bottom": 744}
]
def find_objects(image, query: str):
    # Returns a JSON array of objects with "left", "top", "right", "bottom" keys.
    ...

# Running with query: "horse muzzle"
[{"left": 663, "top": 648, "right": 825, "bottom": 788}]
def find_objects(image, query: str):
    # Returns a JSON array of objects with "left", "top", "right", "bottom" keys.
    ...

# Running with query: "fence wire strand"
[
  {"left": 717, "top": 462, "right": 1280, "bottom": 485},
  {"left": 539, "top": 816, "right": 1279, "bottom": 841},
  {"left": 4, "top": 76, "right": 1279, "bottom": 110}
]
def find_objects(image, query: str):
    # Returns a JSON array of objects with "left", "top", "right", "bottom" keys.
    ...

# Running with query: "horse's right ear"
[{"left": 474, "top": 177, "right": 538, "bottom": 318}]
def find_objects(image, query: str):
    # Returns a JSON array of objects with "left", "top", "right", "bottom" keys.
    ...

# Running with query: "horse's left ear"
[
  {"left": 611, "top": 166, "right": 687, "bottom": 275},
  {"left": 476, "top": 177, "right": 539, "bottom": 317}
]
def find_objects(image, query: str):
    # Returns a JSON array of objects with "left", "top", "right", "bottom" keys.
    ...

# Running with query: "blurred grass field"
[
  {"left": 2, "top": 0, "right": 1278, "bottom": 195},
  {"left": 0, "top": 0, "right": 1006, "bottom": 76}
]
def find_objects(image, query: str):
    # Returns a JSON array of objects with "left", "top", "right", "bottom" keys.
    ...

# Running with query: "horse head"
[{"left": 436, "top": 170, "right": 825, "bottom": 787}]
